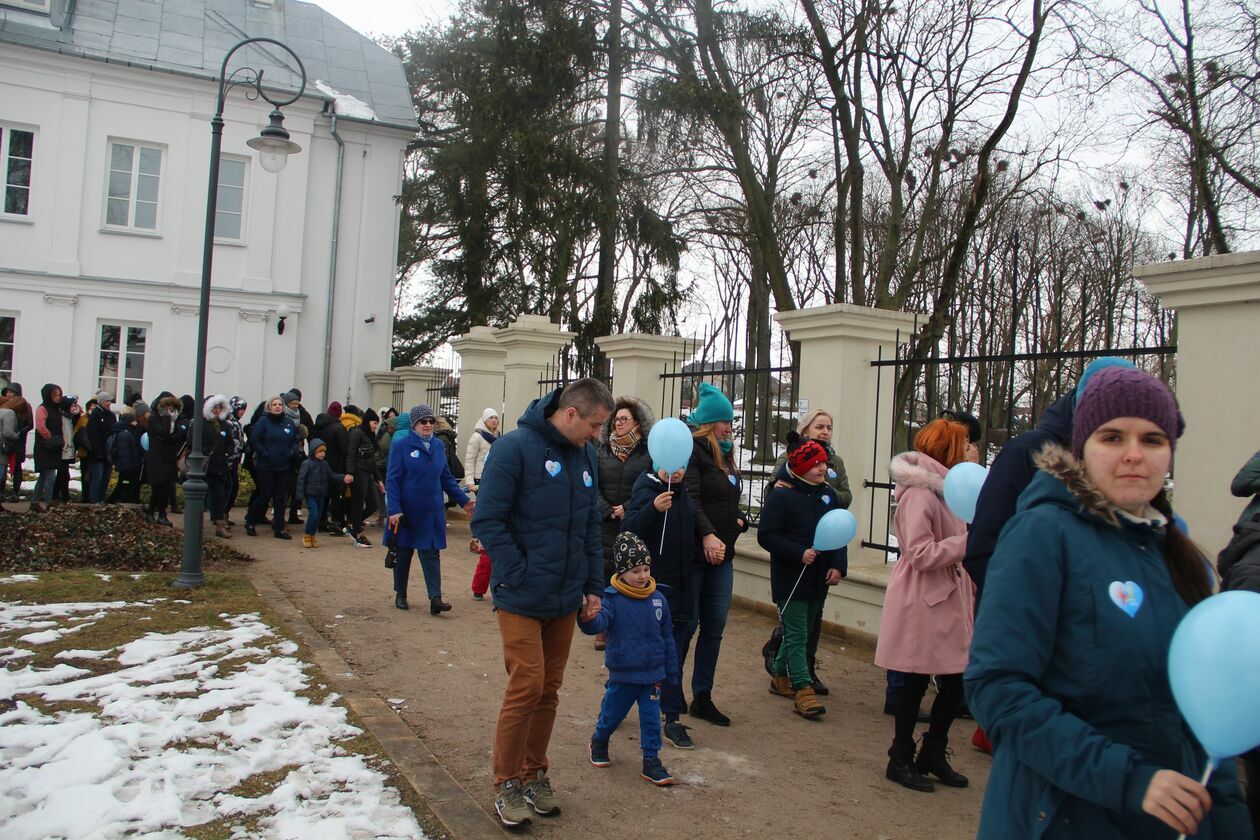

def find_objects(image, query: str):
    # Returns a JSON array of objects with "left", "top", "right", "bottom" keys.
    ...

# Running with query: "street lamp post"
[{"left": 175, "top": 38, "right": 307, "bottom": 588}]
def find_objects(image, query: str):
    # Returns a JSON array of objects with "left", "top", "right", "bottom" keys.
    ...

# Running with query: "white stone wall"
[{"left": 0, "top": 47, "right": 407, "bottom": 407}]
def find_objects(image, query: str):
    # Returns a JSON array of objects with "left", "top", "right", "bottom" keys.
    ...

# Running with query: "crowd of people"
[{"left": 3, "top": 365, "right": 1258, "bottom": 838}]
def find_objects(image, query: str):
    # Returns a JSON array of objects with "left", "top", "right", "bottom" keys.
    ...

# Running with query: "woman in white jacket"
[{"left": 463, "top": 407, "right": 500, "bottom": 493}]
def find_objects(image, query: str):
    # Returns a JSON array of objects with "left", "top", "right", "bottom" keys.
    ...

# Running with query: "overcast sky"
[{"left": 308, "top": 0, "right": 457, "bottom": 39}]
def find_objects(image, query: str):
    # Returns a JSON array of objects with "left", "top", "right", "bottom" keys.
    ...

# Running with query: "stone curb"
[{"left": 248, "top": 571, "right": 501, "bottom": 839}]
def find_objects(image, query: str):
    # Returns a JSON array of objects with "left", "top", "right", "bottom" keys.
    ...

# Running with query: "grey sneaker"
[
  {"left": 494, "top": 779, "right": 533, "bottom": 827},
  {"left": 522, "top": 768, "right": 560, "bottom": 816}
]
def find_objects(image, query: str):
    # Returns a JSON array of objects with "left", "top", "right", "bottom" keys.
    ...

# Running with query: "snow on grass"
[
  {"left": 0, "top": 602, "right": 425, "bottom": 839},
  {"left": 0, "top": 576, "right": 39, "bottom": 585}
]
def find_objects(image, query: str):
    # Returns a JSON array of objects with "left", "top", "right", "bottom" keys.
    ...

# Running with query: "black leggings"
[
  {"left": 248, "top": 468, "right": 291, "bottom": 533},
  {"left": 149, "top": 481, "right": 175, "bottom": 515},
  {"left": 894, "top": 672, "right": 964, "bottom": 745}
]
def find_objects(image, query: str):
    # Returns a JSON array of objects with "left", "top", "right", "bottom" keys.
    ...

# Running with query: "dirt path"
[{"left": 243, "top": 517, "right": 990, "bottom": 838}]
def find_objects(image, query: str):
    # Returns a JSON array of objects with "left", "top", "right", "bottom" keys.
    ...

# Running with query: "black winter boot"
[
  {"left": 430, "top": 597, "right": 452, "bottom": 615},
  {"left": 886, "top": 738, "right": 934, "bottom": 792},
  {"left": 916, "top": 735, "right": 969, "bottom": 788},
  {"left": 689, "top": 692, "right": 730, "bottom": 726}
]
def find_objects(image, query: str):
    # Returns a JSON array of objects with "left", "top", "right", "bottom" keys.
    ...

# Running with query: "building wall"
[{"left": 0, "top": 46, "right": 407, "bottom": 408}]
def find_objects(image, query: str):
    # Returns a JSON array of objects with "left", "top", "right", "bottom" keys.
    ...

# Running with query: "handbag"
[{"left": 176, "top": 443, "right": 191, "bottom": 478}]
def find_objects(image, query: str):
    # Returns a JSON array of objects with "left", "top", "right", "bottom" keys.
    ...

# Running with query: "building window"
[
  {"left": 215, "top": 157, "right": 247, "bottom": 240},
  {"left": 0, "top": 1, "right": 51, "bottom": 13},
  {"left": 0, "top": 125, "right": 33, "bottom": 217},
  {"left": 0, "top": 315, "right": 13, "bottom": 391},
  {"left": 98, "top": 323, "right": 147, "bottom": 403},
  {"left": 105, "top": 141, "right": 163, "bottom": 231}
]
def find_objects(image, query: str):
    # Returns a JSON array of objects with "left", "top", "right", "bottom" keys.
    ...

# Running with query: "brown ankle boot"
[
  {"left": 769, "top": 675, "right": 794, "bottom": 697},
  {"left": 214, "top": 520, "right": 231, "bottom": 538},
  {"left": 302, "top": 534, "right": 315, "bottom": 548},
  {"left": 793, "top": 686, "right": 826, "bottom": 718}
]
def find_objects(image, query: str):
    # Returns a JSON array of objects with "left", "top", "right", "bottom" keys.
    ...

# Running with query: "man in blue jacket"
[{"left": 472, "top": 377, "right": 613, "bottom": 828}]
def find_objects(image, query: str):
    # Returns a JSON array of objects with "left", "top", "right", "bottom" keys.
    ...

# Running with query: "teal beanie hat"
[{"left": 688, "top": 382, "right": 735, "bottom": 426}]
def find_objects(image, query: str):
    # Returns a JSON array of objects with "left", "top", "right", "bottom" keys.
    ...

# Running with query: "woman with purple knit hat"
[{"left": 966, "top": 366, "right": 1251, "bottom": 838}]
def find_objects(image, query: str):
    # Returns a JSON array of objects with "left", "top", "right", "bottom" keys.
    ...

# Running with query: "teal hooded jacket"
[{"left": 965, "top": 444, "right": 1251, "bottom": 840}]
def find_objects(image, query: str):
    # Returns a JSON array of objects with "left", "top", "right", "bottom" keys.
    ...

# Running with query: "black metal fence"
[
  {"left": 426, "top": 367, "right": 460, "bottom": 427},
  {"left": 537, "top": 344, "right": 613, "bottom": 397},
  {"left": 657, "top": 328, "right": 800, "bottom": 525},
  {"left": 861, "top": 315, "right": 1177, "bottom": 560}
]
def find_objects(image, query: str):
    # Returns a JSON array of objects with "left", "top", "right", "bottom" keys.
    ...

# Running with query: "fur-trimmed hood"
[
  {"left": 889, "top": 450, "right": 947, "bottom": 501},
  {"left": 203, "top": 394, "right": 230, "bottom": 421},
  {"left": 157, "top": 395, "right": 183, "bottom": 415},
  {"left": 599, "top": 395, "right": 655, "bottom": 447}
]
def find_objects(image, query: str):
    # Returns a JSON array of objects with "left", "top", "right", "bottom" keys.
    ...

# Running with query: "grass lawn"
[{"left": 0, "top": 570, "right": 443, "bottom": 839}]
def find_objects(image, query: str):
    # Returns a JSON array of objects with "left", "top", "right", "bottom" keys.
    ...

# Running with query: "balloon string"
[
  {"left": 779, "top": 560, "right": 810, "bottom": 619},
  {"left": 1175, "top": 759, "right": 1216, "bottom": 840},
  {"left": 659, "top": 477, "right": 670, "bottom": 555}
]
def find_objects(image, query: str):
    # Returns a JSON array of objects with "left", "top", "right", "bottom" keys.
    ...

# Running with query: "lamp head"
[
  {"left": 276, "top": 303, "right": 291, "bottom": 335},
  {"left": 248, "top": 109, "right": 303, "bottom": 173}
]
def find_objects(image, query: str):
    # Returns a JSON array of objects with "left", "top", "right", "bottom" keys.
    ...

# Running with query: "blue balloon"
[
  {"left": 1168, "top": 590, "right": 1260, "bottom": 761},
  {"left": 813, "top": 509, "right": 857, "bottom": 551},
  {"left": 140, "top": 432, "right": 149, "bottom": 451},
  {"left": 648, "top": 417, "right": 693, "bottom": 473},
  {"left": 943, "top": 462, "right": 987, "bottom": 524}
]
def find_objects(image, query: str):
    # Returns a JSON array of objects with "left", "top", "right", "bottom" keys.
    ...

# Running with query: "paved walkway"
[{"left": 219, "top": 509, "right": 993, "bottom": 839}]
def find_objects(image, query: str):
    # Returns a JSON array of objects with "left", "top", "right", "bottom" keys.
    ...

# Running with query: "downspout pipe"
[{"left": 321, "top": 110, "right": 345, "bottom": 408}]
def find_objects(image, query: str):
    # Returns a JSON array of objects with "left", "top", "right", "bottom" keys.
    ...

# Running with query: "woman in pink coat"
[{"left": 875, "top": 418, "right": 975, "bottom": 793}]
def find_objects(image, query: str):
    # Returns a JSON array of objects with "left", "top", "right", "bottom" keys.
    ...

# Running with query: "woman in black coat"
[
  {"left": 679, "top": 383, "right": 747, "bottom": 728},
  {"left": 146, "top": 394, "right": 187, "bottom": 525},
  {"left": 597, "top": 396, "right": 655, "bottom": 567}
]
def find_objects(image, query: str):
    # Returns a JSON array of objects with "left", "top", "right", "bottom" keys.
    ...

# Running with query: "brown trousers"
[{"left": 492, "top": 609, "right": 578, "bottom": 788}]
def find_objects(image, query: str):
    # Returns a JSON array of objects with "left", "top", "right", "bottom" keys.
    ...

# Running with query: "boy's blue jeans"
[
  {"left": 304, "top": 496, "right": 326, "bottom": 536},
  {"left": 593, "top": 680, "right": 662, "bottom": 760}
]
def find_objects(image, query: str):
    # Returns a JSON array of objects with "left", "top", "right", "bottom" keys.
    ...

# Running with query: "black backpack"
[{"left": 108, "top": 428, "right": 124, "bottom": 466}]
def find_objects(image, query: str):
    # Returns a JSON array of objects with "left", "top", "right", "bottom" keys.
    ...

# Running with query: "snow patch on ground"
[
  {"left": 0, "top": 602, "right": 425, "bottom": 839},
  {"left": 0, "top": 576, "right": 39, "bottom": 585}
]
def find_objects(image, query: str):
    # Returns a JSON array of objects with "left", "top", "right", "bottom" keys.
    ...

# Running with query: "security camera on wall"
[{"left": 364, "top": 314, "right": 376, "bottom": 324}]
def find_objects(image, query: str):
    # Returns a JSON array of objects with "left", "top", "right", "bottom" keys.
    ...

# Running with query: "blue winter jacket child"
[
  {"left": 965, "top": 444, "right": 1251, "bottom": 840},
  {"left": 579, "top": 582, "right": 680, "bottom": 685},
  {"left": 471, "top": 388, "right": 604, "bottom": 619},
  {"left": 295, "top": 439, "right": 346, "bottom": 500}
]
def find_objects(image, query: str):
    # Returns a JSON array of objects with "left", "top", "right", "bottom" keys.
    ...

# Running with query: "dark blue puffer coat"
[
  {"left": 248, "top": 411, "right": 299, "bottom": 471},
  {"left": 579, "top": 584, "right": 680, "bottom": 684},
  {"left": 964, "top": 393, "right": 1073, "bottom": 599},
  {"left": 471, "top": 388, "right": 604, "bottom": 619}
]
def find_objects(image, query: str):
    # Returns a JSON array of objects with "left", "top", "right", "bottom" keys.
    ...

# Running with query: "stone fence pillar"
[
  {"left": 494, "top": 315, "right": 575, "bottom": 434},
  {"left": 774, "top": 303, "right": 924, "bottom": 568},
  {"left": 363, "top": 371, "right": 401, "bottom": 413},
  {"left": 594, "top": 333, "right": 689, "bottom": 422},
  {"left": 450, "top": 326, "right": 507, "bottom": 461},
  {"left": 1136, "top": 252, "right": 1260, "bottom": 554}
]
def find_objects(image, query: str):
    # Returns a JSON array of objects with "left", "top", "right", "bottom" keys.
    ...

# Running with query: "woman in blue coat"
[
  {"left": 387, "top": 403, "right": 474, "bottom": 614},
  {"left": 966, "top": 366, "right": 1252, "bottom": 839}
]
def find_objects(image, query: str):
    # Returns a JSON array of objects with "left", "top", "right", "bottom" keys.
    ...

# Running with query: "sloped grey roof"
[{"left": 0, "top": 0, "right": 416, "bottom": 129}]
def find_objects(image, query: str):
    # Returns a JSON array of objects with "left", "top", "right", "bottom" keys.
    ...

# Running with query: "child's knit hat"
[
  {"left": 787, "top": 439, "right": 828, "bottom": 476},
  {"left": 613, "top": 532, "right": 652, "bottom": 575}
]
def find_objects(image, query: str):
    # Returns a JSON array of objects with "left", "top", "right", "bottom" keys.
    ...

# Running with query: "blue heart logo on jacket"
[
  {"left": 828, "top": 468, "right": 837, "bottom": 479},
  {"left": 728, "top": 474, "right": 738, "bottom": 487},
  {"left": 1108, "top": 580, "right": 1143, "bottom": 617},
  {"left": 545, "top": 459, "right": 562, "bottom": 477},
  {"left": 583, "top": 470, "right": 592, "bottom": 487},
  {"left": 822, "top": 495, "right": 831, "bottom": 505},
  {"left": 410, "top": 450, "right": 419, "bottom": 459}
]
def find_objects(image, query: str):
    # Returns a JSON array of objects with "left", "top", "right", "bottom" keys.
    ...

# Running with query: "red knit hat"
[
  {"left": 788, "top": 440, "right": 828, "bottom": 476},
  {"left": 328, "top": 401, "right": 343, "bottom": 419}
]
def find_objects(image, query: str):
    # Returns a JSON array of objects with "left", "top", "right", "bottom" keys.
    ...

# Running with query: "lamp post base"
[{"left": 175, "top": 473, "right": 209, "bottom": 589}]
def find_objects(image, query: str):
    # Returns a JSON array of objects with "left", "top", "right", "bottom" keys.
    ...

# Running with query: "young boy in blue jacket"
[
  {"left": 580, "top": 532, "right": 681, "bottom": 786},
  {"left": 621, "top": 462, "right": 702, "bottom": 750},
  {"left": 295, "top": 439, "right": 352, "bottom": 548}
]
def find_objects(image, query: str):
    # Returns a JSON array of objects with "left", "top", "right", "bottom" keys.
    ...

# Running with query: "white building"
[{"left": 0, "top": 0, "right": 415, "bottom": 410}]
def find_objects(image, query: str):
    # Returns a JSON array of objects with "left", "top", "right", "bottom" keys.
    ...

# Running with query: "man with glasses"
[{"left": 472, "top": 378, "right": 615, "bottom": 827}]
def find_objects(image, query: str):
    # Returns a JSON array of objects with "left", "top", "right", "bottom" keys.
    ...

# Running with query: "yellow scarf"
[
  {"left": 341, "top": 413, "right": 362, "bottom": 431},
  {"left": 610, "top": 574, "right": 656, "bottom": 599}
]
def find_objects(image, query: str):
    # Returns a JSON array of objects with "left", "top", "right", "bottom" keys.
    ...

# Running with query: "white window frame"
[
  {"left": 0, "top": 1, "right": 51, "bottom": 13},
  {"left": 0, "top": 313, "right": 15, "bottom": 392},
  {"left": 213, "top": 155, "right": 249, "bottom": 244},
  {"left": 102, "top": 139, "right": 165, "bottom": 235},
  {"left": 97, "top": 321, "right": 149, "bottom": 404},
  {"left": 0, "top": 122, "right": 35, "bottom": 222}
]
